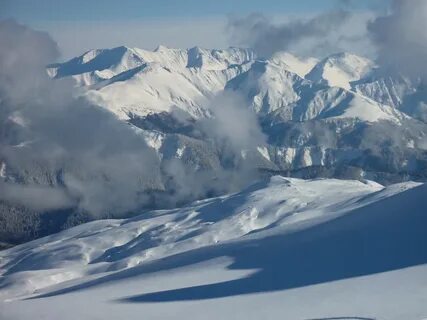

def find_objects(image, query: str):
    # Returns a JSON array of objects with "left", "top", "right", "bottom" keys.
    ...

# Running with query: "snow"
[
  {"left": 47, "top": 46, "right": 257, "bottom": 119},
  {"left": 49, "top": 46, "right": 409, "bottom": 124},
  {"left": 270, "top": 51, "right": 319, "bottom": 78},
  {"left": 1, "top": 177, "right": 426, "bottom": 319},
  {"left": 83, "top": 59, "right": 252, "bottom": 119},
  {"left": 52, "top": 45, "right": 254, "bottom": 85},
  {"left": 256, "top": 146, "right": 270, "bottom": 161},
  {"left": 226, "top": 59, "right": 406, "bottom": 123},
  {"left": 306, "top": 52, "right": 375, "bottom": 90},
  {"left": 139, "top": 130, "right": 165, "bottom": 153},
  {"left": 2, "top": 263, "right": 426, "bottom": 320},
  {"left": 352, "top": 73, "right": 418, "bottom": 113},
  {"left": 227, "top": 60, "right": 307, "bottom": 115},
  {"left": 276, "top": 147, "right": 295, "bottom": 166},
  {"left": 325, "top": 91, "right": 406, "bottom": 123},
  {"left": 0, "top": 162, "right": 5, "bottom": 178}
]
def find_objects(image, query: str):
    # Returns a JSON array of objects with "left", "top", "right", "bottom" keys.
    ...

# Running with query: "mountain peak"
[
  {"left": 270, "top": 51, "right": 318, "bottom": 78},
  {"left": 306, "top": 52, "right": 374, "bottom": 90},
  {"left": 154, "top": 44, "right": 171, "bottom": 52}
]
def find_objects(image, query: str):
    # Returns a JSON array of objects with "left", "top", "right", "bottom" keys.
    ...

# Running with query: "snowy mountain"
[
  {"left": 48, "top": 46, "right": 255, "bottom": 119},
  {"left": 48, "top": 46, "right": 409, "bottom": 123},
  {"left": 227, "top": 60, "right": 403, "bottom": 122},
  {"left": 0, "top": 11, "right": 427, "bottom": 320},
  {"left": 2, "top": 33, "right": 427, "bottom": 320},
  {"left": 2, "top": 45, "right": 427, "bottom": 247},
  {"left": 269, "top": 51, "right": 319, "bottom": 78},
  {"left": 352, "top": 73, "right": 427, "bottom": 122},
  {"left": 1, "top": 176, "right": 426, "bottom": 319},
  {"left": 49, "top": 46, "right": 255, "bottom": 83},
  {"left": 306, "top": 52, "right": 374, "bottom": 90}
]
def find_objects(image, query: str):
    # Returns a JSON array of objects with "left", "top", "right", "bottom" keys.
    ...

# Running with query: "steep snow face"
[
  {"left": 50, "top": 47, "right": 412, "bottom": 124},
  {"left": 307, "top": 88, "right": 406, "bottom": 123},
  {"left": 228, "top": 60, "right": 405, "bottom": 123},
  {"left": 226, "top": 61, "right": 307, "bottom": 115},
  {"left": 302, "top": 52, "right": 424, "bottom": 121},
  {"left": 292, "top": 87, "right": 403, "bottom": 123},
  {"left": 351, "top": 73, "right": 427, "bottom": 122},
  {"left": 49, "top": 46, "right": 255, "bottom": 86},
  {"left": 85, "top": 62, "right": 252, "bottom": 119},
  {"left": 270, "top": 51, "right": 318, "bottom": 78},
  {"left": 48, "top": 46, "right": 255, "bottom": 119},
  {"left": 48, "top": 46, "right": 145, "bottom": 84},
  {"left": 352, "top": 74, "right": 417, "bottom": 109},
  {"left": 306, "top": 52, "right": 375, "bottom": 90},
  {"left": 1, "top": 177, "right": 426, "bottom": 320},
  {"left": 185, "top": 46, "right": 255, "bottom": 70}
]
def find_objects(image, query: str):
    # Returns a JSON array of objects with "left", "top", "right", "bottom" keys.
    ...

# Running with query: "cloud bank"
[
  {"left": 0, "top": 20, "right": 268, "bottom": 216},
  {"left": 368, "top": 0, "right": 427, "bottom": 81},
  {"left": 227, "top": 10, "right": 355, "bottom": 58},
  {"left": 0, "top": 20, "right": 160, "bottom": 215}
]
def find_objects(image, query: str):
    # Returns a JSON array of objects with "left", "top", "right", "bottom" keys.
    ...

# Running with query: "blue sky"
[
  {"left": 0, "top": 0, "right": 389, "bottom": 59},
  {"left": 1, "top": 0, "right": 387, "bottom": 22}
]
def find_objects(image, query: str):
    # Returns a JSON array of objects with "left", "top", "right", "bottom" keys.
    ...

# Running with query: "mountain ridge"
[{"left": 2, "top": 45, "right": 427, "bottom": 247}]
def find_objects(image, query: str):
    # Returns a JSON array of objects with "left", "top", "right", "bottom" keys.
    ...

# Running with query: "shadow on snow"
[{"left": 32, "top": 184, "right": 427, "bottom": 303}]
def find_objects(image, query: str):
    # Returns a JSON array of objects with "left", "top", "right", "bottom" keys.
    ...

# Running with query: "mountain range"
[
  {"left": 48, "top": 45, "right": 427, "bottom": 181},
  {"left": 1, "top": 42, "right": 427, "bottom": 319},
  {"left": 1, "top": 45, "right": 427, "bottom": 247}
]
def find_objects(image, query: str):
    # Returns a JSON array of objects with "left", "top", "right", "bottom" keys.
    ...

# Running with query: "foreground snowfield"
[{"left": 1, "top": 177, "right": 427, "bottom": 319}]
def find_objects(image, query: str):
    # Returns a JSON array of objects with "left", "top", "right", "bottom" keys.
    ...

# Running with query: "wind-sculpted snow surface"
[{"left": 0, "top": 177, "right": 426, "bottom": 320}]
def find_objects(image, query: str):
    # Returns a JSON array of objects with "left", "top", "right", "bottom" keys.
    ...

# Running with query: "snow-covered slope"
[
  {"left": 49, "top": 46, "right": 255, "bottom": 119},
  {"left": 1, "top": 177, "right": 426, "bottom": 319},
  {"left": 352, "top": 74, "right": 415, "bottom": 110},
  {"left": 49, "top": 46, "right": 255, "bottom": 83},
  {"left": 227, "top": 60, "right": 404, "bottom": 123},
  {"left": 47, "top": 46, "right": 253, "bottom": 118},
  {"left": 49, "top": 46, "right": 409, "bottom": 124},
  {"left": 86, "top": 61, "right": 251, "bottom": 119},
  {"left": 226, "top": 60, "right": 307, "bottom": 115},
  {"left": 270, "top": 51, "right": 318, "bottom": 78},
  {"left": 306, "top": 52, "right": 374, "bottom": 90},
  {"left": 351, "top": 73, "right": 427, "bottom": 123},
  {"left": 3, "top": 46, "right": 425, "bottom": 247}
]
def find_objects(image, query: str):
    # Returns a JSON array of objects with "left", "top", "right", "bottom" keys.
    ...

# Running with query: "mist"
[
  {"left": 202, "top": 92, "right": 266, "bottom": 151},
  {"left": 0, "top": 20, "right": 161, "bottom": 216},
  {"left": 0, "top": 20, "right": 270, "bottom": 217},
  {"left": 158, "top": 91, "right": 268, "bottom": 207}
]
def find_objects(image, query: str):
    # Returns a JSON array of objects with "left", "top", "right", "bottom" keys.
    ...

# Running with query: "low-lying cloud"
[
  {"left": 227, "top": 10, "right": 352, "bottom": 58},
  {"left": 0, "top": 20, "right": 160, "bottom": 216},
  {"left": 203, "top": 92, "right": 266, "bottom": 151},
  {"left": 0, "top": 182, "right": 74, "bottom": 212},
  {"left": 0, "top": 20, "right": 268, "bottom": 217}
]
